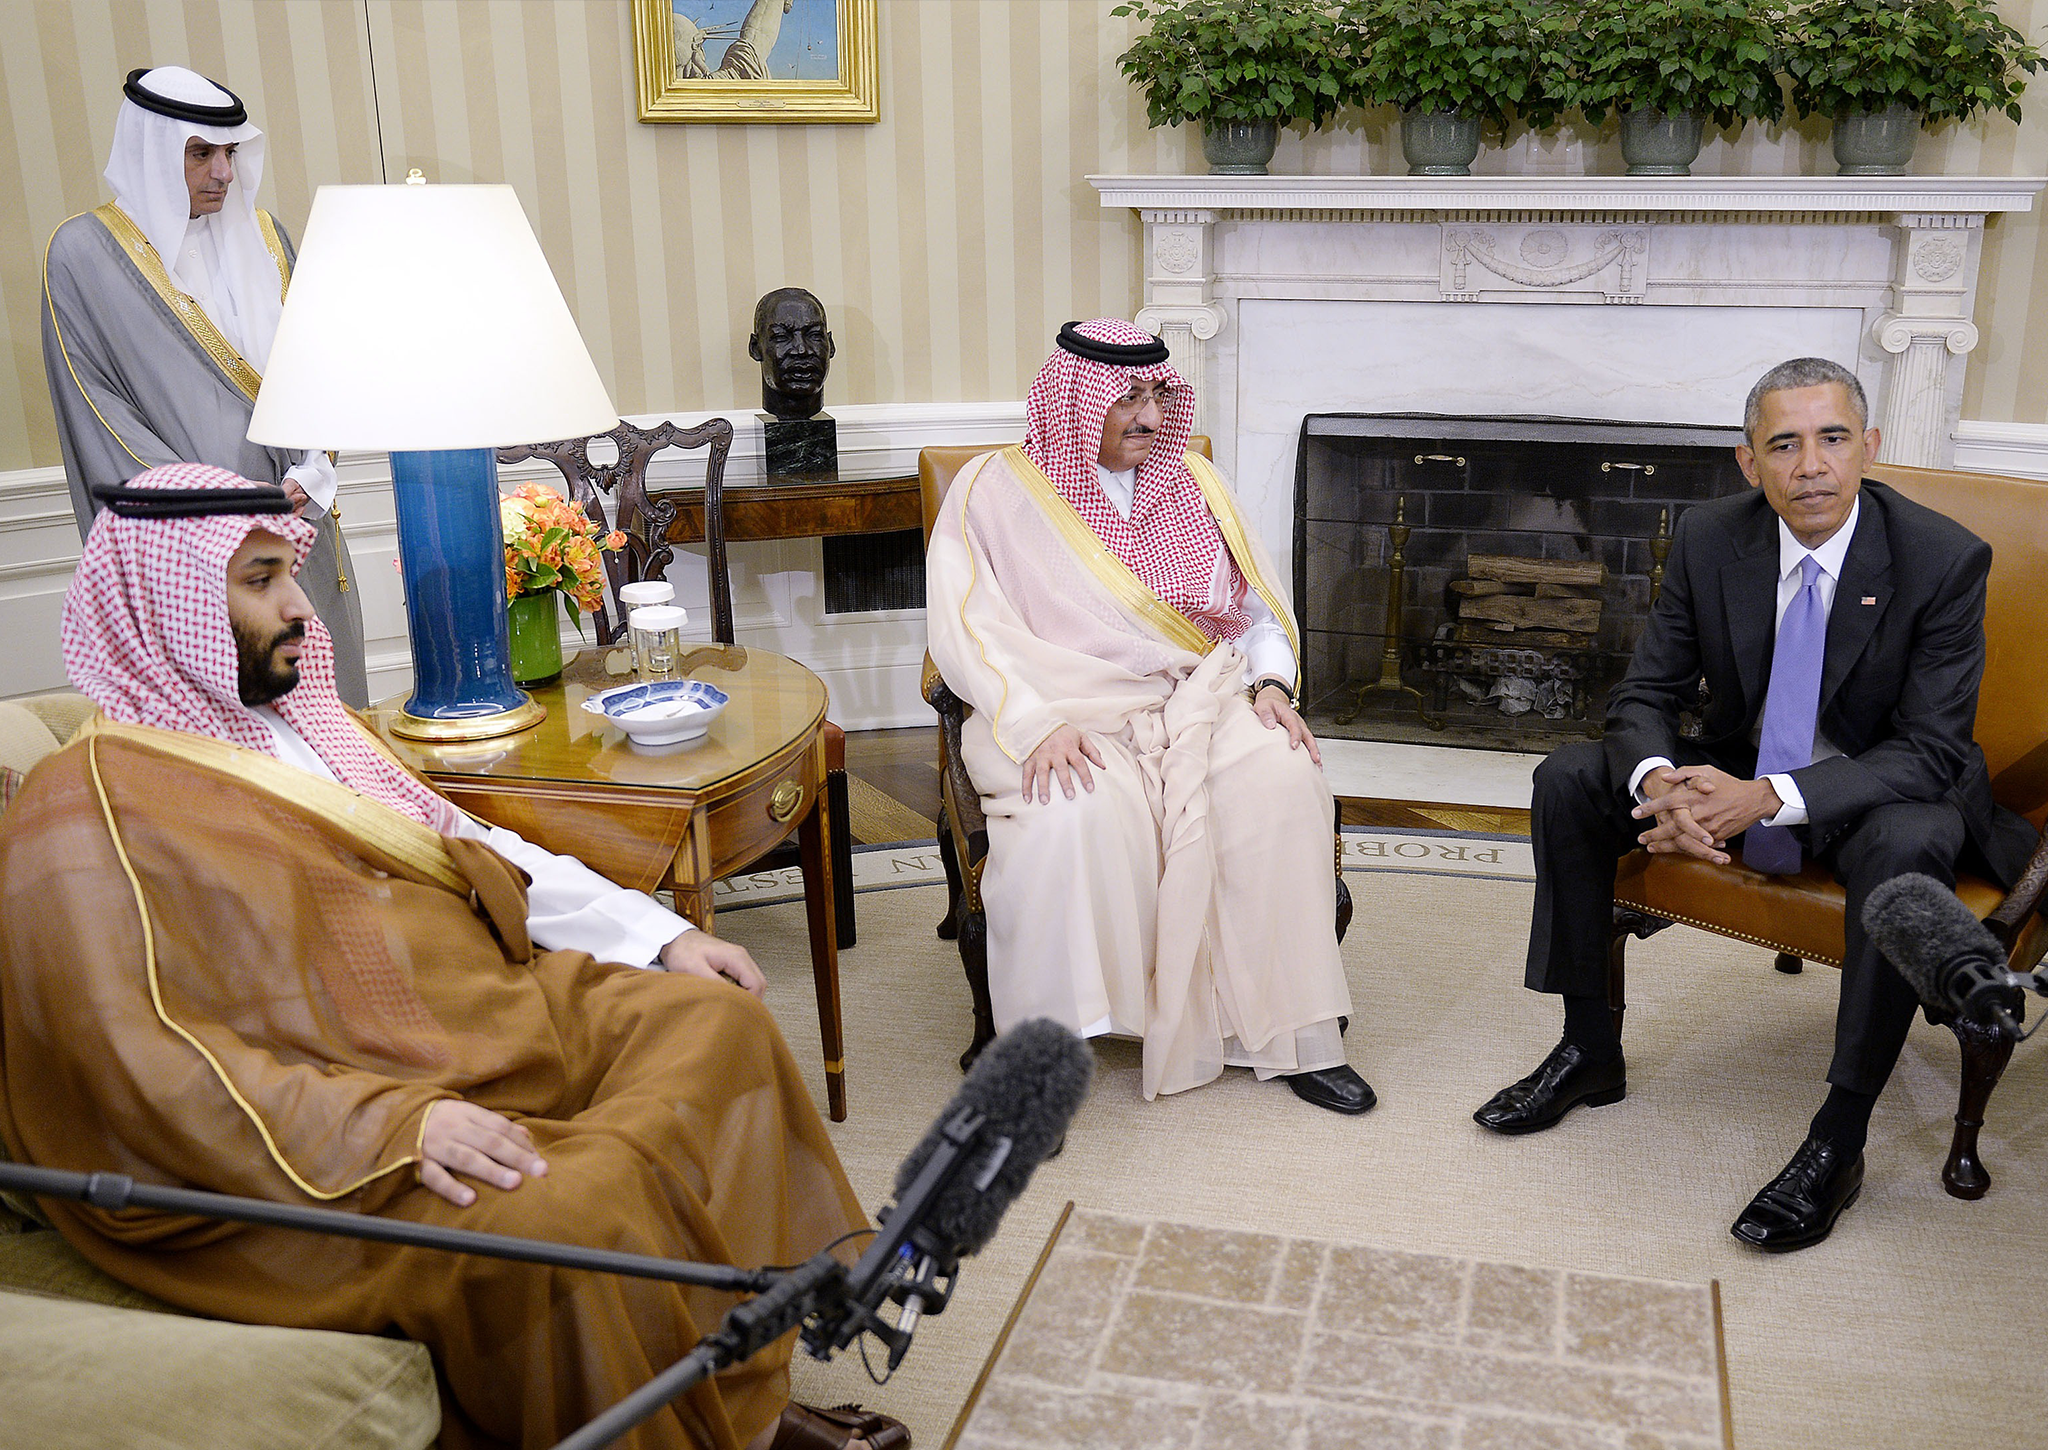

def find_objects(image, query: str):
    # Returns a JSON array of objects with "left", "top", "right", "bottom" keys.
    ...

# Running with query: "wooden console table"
[
  {"left": 660, "top": 472, "right": 921, "bottom": 545},
  {"left": 368, "top": 647, "right": 848, "bottom": 1120}
]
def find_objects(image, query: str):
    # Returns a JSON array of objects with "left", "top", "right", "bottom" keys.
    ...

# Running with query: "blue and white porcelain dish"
[{"left": 582, "top": 679, "right": 729, "bottom": 746}]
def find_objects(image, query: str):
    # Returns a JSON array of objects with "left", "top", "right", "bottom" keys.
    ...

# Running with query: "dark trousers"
[{"left": 1526, "top": 740, "right": 1965, "bottom": 1096}]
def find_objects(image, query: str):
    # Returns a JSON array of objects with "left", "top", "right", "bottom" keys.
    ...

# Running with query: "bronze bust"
[{"left": 749, "top": 287, "right": 835, "bottom": 420}]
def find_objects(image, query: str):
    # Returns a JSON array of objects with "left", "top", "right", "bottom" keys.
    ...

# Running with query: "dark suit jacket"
[{"left": 1603, "top": 480, "right": 2034, "bottom": 887}]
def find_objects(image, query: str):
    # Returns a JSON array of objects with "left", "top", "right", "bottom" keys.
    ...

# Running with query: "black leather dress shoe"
[
  {"left": 1730, "top": 1136, "right": 1864, "bottom": 1252},
  {"left": 1472, "top": 1040, "right": 1626, "bottom": 1135},
  {"left": 1284, "top": 1064, "right": 1377, "bottom": 1114}
]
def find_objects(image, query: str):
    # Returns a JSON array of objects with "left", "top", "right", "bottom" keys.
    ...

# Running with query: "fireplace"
[{"left": 1294, "top": 414, "right": 1746, "bottom": 750}]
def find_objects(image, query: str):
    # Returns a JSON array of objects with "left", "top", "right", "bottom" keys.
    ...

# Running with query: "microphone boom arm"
[{"left": 0, "top": 1161, "right": 774, "bottom": 1294}]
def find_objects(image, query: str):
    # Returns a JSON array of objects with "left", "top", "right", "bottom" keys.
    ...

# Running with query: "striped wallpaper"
[{"left": 3, "top": 0, "right": 2045, "bottom": 476}]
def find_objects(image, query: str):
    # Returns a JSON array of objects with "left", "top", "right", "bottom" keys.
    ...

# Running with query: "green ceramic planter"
[
  {"left": 506, "top": 589, "right": 564, "bottom": 686},
  {"left": 1201, "top": 119, "right": 1279, "bottom": 176},
  {"left": 1833, "top": 105, "right": 1920, "bottom": 176},
  {"left": 1619, "top": 109, "right": 1704, "bottom": 176},
  {"left": 1401, "top": 110, "right": 1481, "bottom": 176}
]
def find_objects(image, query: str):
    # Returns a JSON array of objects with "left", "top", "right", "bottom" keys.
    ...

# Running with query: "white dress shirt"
[
  {"left": 1095, "top": 463, "right": 1297, "bottom": 686},
  {"left": 1629, "top": 497, "right": 1859, "bottom": 826},
  {"left": 255, "top": 708, "right": 690, "bottom": 966}
]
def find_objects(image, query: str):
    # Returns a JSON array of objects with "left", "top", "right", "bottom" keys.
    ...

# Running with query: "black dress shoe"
[
  {"left": 1730, "top": 1136, "right": 1864, "bottom": 1253},
  {"left": 1472, "top": 1040, "right": 1625, "bottom": 1135},
  {"left": 1284, "top": 1064, "right": 1377, "bottom": 1114}
]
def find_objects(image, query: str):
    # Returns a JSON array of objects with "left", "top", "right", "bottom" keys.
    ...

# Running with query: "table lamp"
[{"left": 248, "top": 174, "right": 618, "bottom": 741}]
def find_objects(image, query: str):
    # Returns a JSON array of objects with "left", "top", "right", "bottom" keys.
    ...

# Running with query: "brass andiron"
[{"left": 1336, "top": 494, "right": 1442, "bottom": 728}]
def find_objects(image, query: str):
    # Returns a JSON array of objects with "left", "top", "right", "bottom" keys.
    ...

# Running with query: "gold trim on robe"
[
  {"left": 43, "top": 212, "right": 150, "bottom": 470},
  {"left": 1186, "top": 451, "right": 1303, "bottom": 690},
  {"left": 83, "top": 729, "right": 440, "bottom": 1201},
  {"left": 999, "top": 446, "right": 1212, "bottom": 655},
  {"left": 91, "top": 202, "right": 285, "bottom": 406},
  {"left": 75, "top": 715, "right": 466, "bottom": 893}
]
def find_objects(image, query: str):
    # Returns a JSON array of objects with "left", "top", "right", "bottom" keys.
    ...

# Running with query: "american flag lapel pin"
[{"left": 1861, "top": 595, "right": 1878, "bottom": 605}]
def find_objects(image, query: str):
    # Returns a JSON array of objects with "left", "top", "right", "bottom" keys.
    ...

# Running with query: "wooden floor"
[{"left": 842, "top": 727, "right": 1531, "bottom": 844}]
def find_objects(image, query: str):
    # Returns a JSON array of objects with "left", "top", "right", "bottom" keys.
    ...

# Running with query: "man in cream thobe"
[{"left": 927, "top": 319, "right": 1371, "bottom": 1112}]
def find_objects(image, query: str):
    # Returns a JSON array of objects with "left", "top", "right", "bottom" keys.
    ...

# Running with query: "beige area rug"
[
  {"left": 955, "top": 1207, "right": 1730, "bottom": 1449},
  {"left": 719, "top": 859, "right": 2048, "bottom": 1450}
]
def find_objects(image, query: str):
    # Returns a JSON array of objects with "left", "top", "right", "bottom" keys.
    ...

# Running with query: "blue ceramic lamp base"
[{"left": 387, "top": 446, "right": 546, "bottom": 742}]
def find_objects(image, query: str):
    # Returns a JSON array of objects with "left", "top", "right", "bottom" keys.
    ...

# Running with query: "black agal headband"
[
  {"left": 93, "top": 482, "right": 291, "bottom": 519},
  {"left": 123, "top": 68, "right": 248, "bottom": 127},
  {"left": 1055, "top": 321, "right": 1169, "bottom": 368}
]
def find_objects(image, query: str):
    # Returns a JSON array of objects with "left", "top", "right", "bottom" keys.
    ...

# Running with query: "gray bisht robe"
[{"left": 41, "top": 204, "right": 370, "bottom": 706}]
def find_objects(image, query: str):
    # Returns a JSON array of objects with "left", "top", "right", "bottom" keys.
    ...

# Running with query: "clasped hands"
[
  {"left": 1020, "top": 682, "right": 1320, "bottom": 803},
  {"left": 1632, "top": 764, "right": 1784, "bottom": 866},
  {"left": 419, "top": 928, "right": 762, "bottom": 1206}
]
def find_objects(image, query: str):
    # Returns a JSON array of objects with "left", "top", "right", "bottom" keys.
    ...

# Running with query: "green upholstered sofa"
[{"left": 0, "top": 693, "right": 441, "bottom": 1450}]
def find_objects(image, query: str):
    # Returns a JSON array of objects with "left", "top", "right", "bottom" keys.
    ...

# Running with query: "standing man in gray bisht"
[{"left": 41, "top": 65, "right": 369, "bottom": 706}]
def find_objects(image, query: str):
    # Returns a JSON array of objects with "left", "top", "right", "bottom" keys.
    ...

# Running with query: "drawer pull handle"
[
  {"left": 1601, "top": 461, "right": 1657, "bottom": 476},
  {"left": 768, "top": 781, "right": 804, "bottom": 822},
  {"left": 1414, "top": 453, "right": 1466, "bottom": 467}
]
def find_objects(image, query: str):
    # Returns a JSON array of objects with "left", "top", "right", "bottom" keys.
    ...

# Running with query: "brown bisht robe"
[{"left": 0, "top": 719, "right": 865, "bottom": 1450}]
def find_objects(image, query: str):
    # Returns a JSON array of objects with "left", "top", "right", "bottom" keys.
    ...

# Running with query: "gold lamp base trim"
[{"left": 388, "top": 696, "right": 547, "bottom": 743}]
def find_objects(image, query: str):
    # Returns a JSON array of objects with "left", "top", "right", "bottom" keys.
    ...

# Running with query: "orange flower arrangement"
[{"left": 500, "top": 483, "right": 627, "bottom": 625}]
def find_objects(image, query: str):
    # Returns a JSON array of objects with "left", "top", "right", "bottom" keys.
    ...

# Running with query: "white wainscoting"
[{"left": 0, "top": 402, "right": 1028, "bottom": 726}]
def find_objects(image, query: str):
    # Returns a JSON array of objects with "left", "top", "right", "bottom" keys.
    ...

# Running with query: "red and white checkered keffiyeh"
[
  {"left": 1023, "top": 317, "right": 1252, "bottom": 642},
  {"left": 62, "top": 462, "right": 463, "bottom": 832}
]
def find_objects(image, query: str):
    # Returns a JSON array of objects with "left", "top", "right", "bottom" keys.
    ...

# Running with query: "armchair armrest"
[
  {"left": 921, "top": 651, "right": 949, "bottom": 711},
  {"left": 923, "top": 653, "right": 989, "bottom": 878}
]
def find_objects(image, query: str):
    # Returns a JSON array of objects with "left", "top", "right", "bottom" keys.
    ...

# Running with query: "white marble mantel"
[{"left": 1090, "top": 173, "right": 2044, "bottom": 580}]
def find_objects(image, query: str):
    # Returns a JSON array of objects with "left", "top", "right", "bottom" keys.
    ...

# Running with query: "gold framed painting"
[{"left": 635, "top": 0, "right": 879, "bottom": 123}]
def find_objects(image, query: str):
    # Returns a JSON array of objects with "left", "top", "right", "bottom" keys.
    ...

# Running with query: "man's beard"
[{"left": 234, "top": 619, "right": 306, "bottom": 706}]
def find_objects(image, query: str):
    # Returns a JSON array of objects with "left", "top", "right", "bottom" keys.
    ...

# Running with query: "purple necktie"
[{"left": 1744, "top": 554, "right": 1826, "bottom": 874}]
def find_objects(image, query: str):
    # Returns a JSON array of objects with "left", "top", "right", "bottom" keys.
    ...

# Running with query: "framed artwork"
[{"left": 634, "top": 0, "right": 879, "bottom": 124}]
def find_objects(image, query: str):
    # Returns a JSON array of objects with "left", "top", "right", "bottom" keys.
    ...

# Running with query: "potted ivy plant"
[
  {"left": 1783, "top": 0, "right": 2042, "bottom": 174},
  {"left": 1338, "top": 0, "right": 1571, "bottom": 176},
  {"left": 1113, "top": 0, "right": 1343, "bottom": 175},
  {"left": 1569, "top": 0, "right": 1786, "bottom": 175}
]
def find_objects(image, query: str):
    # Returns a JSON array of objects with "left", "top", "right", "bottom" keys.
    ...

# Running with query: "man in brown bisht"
[
  {"left": 925, "top": 319, "right": 1369, "bottom": 1113},
  {"left": 0, "top": 463, "right": 904, "bottom": 1450}
]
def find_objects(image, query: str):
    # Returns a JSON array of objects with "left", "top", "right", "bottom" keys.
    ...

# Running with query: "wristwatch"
[{"left": 1250, "top": 676, "right": 1296, "bottom": 705}]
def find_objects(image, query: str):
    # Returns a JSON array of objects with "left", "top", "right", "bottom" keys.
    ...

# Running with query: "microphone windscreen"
[
  {"left": 893, "top": 1018, "right": 1093, "bottom": 1258},
  {"left": 1861, "top": 872, "right": 2004, "bottom": 1008}
]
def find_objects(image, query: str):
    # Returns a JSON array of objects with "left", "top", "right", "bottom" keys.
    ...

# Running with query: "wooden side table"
[{"left": 368, "top": 646, "right": 849, "bottom": 1120}]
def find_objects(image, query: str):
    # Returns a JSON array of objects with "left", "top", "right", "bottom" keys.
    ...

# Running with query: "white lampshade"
[{"left": 247, "top": 181, "right": 617, "bottom": 451}]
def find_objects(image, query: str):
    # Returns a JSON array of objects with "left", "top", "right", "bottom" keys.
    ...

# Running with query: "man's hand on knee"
[
  {"left": 1252, "top": 683, "right": 1322, "bottom": 766},
  {"left": 660, "top": 930, "right": 766, "bottom": 997},
  {"left": 1635, "top": 764, "right": 1781, "bottom": 855},
  {"left": 1022, "top": 724, "right": 1103, "bottom": 803},
  {"left": 419, "top": 1100, "right": 548, "bottom": 1208},
  {"left": 1632, "top": 767, "right": 1729, "bottom": 864}
]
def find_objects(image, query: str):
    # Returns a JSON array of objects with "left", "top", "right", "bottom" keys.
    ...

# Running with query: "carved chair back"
[{"left": 498, "top": 418, "right": 735, "bottom": 646}]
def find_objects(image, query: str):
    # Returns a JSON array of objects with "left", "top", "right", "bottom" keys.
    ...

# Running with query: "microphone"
[
  {"left": 801, "top": 1017, "right": 1093, "bottom": 1365},
  {"left": 1862, "top": 874, "right": 2032, "bottom": 1038}
]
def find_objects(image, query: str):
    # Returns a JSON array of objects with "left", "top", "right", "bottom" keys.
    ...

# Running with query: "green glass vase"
[{"left": 505, "top": 589, "right": 564, "bottom": 685}]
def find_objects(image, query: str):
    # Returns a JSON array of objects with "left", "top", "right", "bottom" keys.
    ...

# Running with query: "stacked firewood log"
[{"left": 1448, "top": 554, "right": 1604, "bottom": 646}]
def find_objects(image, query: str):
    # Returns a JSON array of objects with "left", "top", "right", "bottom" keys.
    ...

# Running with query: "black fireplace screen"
[{"left": 1293, "top": 413, "right": 1747, "bottom": 751}]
